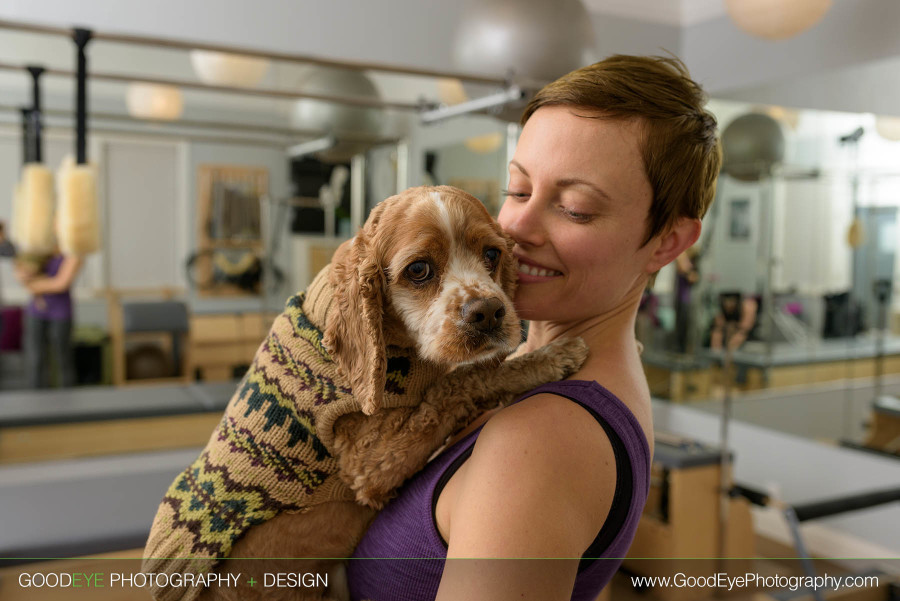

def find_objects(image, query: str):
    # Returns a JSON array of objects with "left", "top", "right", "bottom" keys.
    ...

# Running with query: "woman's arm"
[
  {"left": 436, "top": 393, "right": 617, "bottom": 601},
  {"left": 726, "top": 297, "right": 758, "bottom": 351},
  {"left": 26, "top": 255, "right": 84, "bottom": 295},
  {"left": 710, "top": 312, "right": 725, "bottom": 350}
]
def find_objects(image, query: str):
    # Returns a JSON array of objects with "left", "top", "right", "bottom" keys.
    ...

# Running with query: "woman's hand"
[
  {"left": 23, "top": 255, "right": 83, "bottom": 295},
  {"left": 13, "top": 263, "right": 36, "bottom": 284}
]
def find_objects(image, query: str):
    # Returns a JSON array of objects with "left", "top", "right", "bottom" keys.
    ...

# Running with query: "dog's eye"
[
  {"left": 484, "top": 247, "right": 501, "bottom": 270},
  {"left": 406, "top": 261, "right": 433, "bottom": 283}
]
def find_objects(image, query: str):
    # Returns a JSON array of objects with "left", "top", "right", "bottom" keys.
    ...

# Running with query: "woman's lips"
[{"left": 515, "top": 257, "right": 562, "bottom": 280}]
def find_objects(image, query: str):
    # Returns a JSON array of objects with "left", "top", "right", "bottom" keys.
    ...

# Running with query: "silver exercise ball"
[
  {"left": 721, "top": 113, "right": 785, "bottom": 182},
  {"left": 451, "top": 0, "right": 596, "bottom": 82},
  {"left": 291, "top": 68, "right": 385, "bottom": 163}
]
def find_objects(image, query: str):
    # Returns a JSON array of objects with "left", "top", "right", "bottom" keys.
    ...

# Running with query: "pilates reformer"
[
  {"left": 623, "top": 431, "right": 900, "bottom": 601},
  {"left": 733, "top": 483, "right": 900, "bottom": 601}
]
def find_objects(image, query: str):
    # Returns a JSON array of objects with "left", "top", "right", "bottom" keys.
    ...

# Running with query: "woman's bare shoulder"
[{"left": 443, "top": 393, "right": 617, "bottom": 557}]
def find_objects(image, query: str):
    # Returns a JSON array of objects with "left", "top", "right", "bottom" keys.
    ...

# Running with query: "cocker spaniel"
[{"left": 145, "top": 186, "right": 587, "bottom": 601}]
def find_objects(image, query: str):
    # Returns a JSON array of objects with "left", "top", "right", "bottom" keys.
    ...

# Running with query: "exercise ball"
[
  {"left": 451, "top": 0, "right": 595, "bottom": 82},
  {"left": 721, "top": 113, "right": 785, "bottom": 182},
  {"left": 290, "top": 68, "right": 385, "bottom": 163}
]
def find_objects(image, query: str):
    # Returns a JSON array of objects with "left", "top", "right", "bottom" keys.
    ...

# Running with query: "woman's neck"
[{"left": 517, "top": 285, "right": 644, "bottom": 358}]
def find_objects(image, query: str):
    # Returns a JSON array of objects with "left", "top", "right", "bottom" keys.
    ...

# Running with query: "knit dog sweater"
[{"left": 143, "top": 266, "right": 447, "bottom": 601}]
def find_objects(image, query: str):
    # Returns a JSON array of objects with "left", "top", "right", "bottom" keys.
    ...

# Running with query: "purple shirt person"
[{"left": 15, "top": 250, "right": 83, "bottom": 388}]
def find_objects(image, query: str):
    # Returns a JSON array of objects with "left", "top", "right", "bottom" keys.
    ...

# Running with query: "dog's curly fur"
[{"left": 196, "top": 186, "right": 588, "bottom": 601}]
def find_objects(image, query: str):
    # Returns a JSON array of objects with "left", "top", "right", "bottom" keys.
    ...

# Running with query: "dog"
[{"left": 144, "top": 186, "right": 587, "bottom": 601}]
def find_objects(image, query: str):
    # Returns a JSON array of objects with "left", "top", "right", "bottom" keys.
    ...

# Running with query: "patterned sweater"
[{"left": 142, "top": 267, "right": 447, "bottom": 601}]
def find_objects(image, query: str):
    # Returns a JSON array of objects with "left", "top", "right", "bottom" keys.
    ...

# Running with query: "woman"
[
  {"left": 348, "top": 54, "right": 721, "bottom": 601},
  {"left": 15, "top": 249, "right": 82, "bottom": 388}
]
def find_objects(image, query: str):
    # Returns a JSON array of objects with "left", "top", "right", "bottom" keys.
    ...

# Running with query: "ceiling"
[
  {"left": 0, "top": 0, "right": 894, "bottom": 133},
  {"left": 582, "top": 0, "right": 726, "bottom": 26}
]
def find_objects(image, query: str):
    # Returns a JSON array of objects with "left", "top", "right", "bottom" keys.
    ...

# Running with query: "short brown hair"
[{"left": 521, "top": 55, "right": 721, "bottom": 245}]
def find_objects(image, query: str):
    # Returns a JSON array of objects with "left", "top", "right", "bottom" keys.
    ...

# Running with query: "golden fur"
[{"left": 198, "top": 186, "right": 587, "bottom": 601}]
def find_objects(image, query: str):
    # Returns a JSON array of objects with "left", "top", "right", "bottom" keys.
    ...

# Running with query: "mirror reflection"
[{"left": 641, "top": 98, "right": 900, "bottom": 450}]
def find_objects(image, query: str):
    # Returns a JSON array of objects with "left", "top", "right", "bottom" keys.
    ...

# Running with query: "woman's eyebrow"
[
  {"left": 510, "top": 160, "right": 613, "bottom": 203},
  {"left": 556, "top": 177, "right": 613, "bottom": 203},
  {"left": 509, "top": 160, "right": 528, "bottom": 175}
]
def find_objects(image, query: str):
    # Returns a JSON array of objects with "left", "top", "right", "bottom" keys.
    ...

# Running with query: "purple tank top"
[
  {"left": 27, "top": 255, "right": 73, "bottom": 321},
  {"left": 347, "top": 379, "right": 652, "bottom": 601}
]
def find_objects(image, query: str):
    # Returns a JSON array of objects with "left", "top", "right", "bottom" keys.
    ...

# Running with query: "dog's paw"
[{"left": 530, "top": 336, "right": 590, "bottom": 377}]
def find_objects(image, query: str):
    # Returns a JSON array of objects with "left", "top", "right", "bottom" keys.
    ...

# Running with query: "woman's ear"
[{"left": 644, "top": 217, "right": 701, "bottom": 274}]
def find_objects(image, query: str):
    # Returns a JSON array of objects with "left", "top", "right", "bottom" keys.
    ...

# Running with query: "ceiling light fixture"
[
  {"left": 725, "top": 0, "right": 833, "bottom": 40},
  {"left": 125, "top": 83, "right": 183, "bottom": 120}
]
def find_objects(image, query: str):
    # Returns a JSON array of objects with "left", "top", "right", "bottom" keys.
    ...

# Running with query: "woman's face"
[{"left": 497, "top": 105, "right": 658, "bottom": 322}]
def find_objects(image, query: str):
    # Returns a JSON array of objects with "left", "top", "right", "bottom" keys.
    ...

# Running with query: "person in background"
[
  {"left": 672, "top": 247, "right": 700, "bottom": 352},
  {"left": 0, "top": 221, "right": 18, "bottom": 365},
  {"left": 0, "top": 221, "right": 14, "bottom": 258},
  {"left": 710, "top": 290, "right": 758, "bottom": 352},
  {"left": 14, "top": 247, "right": 82, "bottom": 388}
]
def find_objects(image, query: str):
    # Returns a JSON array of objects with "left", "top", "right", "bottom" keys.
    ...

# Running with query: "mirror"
[{"left": 640, "top": 94, "right": 900, "bottom": 453}]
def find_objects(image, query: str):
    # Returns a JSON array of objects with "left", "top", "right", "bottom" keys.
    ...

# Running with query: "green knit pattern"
[{"left": 142, "top": 278, "right": 437, "bottom": 601}]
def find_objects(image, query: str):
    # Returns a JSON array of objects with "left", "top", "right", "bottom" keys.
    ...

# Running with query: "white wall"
[{"left": 103, "top": 140, "right": 181, "bottom": 290}]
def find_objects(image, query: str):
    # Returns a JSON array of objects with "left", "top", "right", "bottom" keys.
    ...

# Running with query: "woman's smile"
[{"left": 514, "top": 255, "right": 563, "bottom": 282}]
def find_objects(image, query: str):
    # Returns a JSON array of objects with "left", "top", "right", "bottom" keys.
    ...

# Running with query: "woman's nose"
[{"left": 498, "top": 196, "right": 545, "bottom": 247}]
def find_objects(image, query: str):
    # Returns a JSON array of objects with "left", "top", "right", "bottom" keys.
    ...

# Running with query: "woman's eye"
[
  {"left": 484, "top": 248, "right": 501, "bottom": 270},
  {"left": 502, "top": 189, "right": 530, "bottom": 199},
  {"left": 405, "top": 261, "right": 433, "bottom": 282},
  {"left": 561, "top": 206, "right": 593, "bottom": 223}
]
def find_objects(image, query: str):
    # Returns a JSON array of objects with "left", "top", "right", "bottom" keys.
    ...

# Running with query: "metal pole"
[
  {"left": 0, "top": 103, "right": 400, "bottom": 145},
  {"left": 420, "top": 86, "right": 524, "bottom": 124},
  {"left": 73, "top": 28, "right": 93, "bottom": 164},
  {"left": 718, "top": 321, "right": 736, "bottom": 575},
  {"left": 0, "top": 18, "right": 539, "bottom": 88},
  {"left": 350, "top": 154, "right": 366, "bottom": 235},
  {"left": 783, "top": 506, "right": 826, "bottom": 601},
  {"left": 20, "top": 107, "right": 32, "bottom": 164},
  {"left": 259, "top": 194, "right": 270, "bottom": 315},
  {"left": 26, "top": 66, "right": 44, "bottom": 162},
  {"left": 395, "top": 141, "right": 409, "bottom": 194},
  {"left": 0, "top": 60, "right": 423, "bottom": 112}
]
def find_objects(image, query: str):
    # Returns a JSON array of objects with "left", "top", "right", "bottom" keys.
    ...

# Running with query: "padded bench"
[
  {"left": 0, "top": 447, "right": 201, "bottom": 563},
  {"left": 0, "top": 381, "right": 236, "bottom": 464}
]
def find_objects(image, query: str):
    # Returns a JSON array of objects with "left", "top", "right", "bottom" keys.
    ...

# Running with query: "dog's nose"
[{"left": 461, "top": 297, "right": 506, "bottom": 333}]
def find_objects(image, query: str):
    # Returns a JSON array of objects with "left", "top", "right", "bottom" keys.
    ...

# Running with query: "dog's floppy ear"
[{"left": 323, "top": 230, "right": 387, "bottom": 416}]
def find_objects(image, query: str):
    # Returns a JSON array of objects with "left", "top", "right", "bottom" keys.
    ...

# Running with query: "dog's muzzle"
[{"left": 461, "top": 297, "right": 506, "bottom": 335}]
